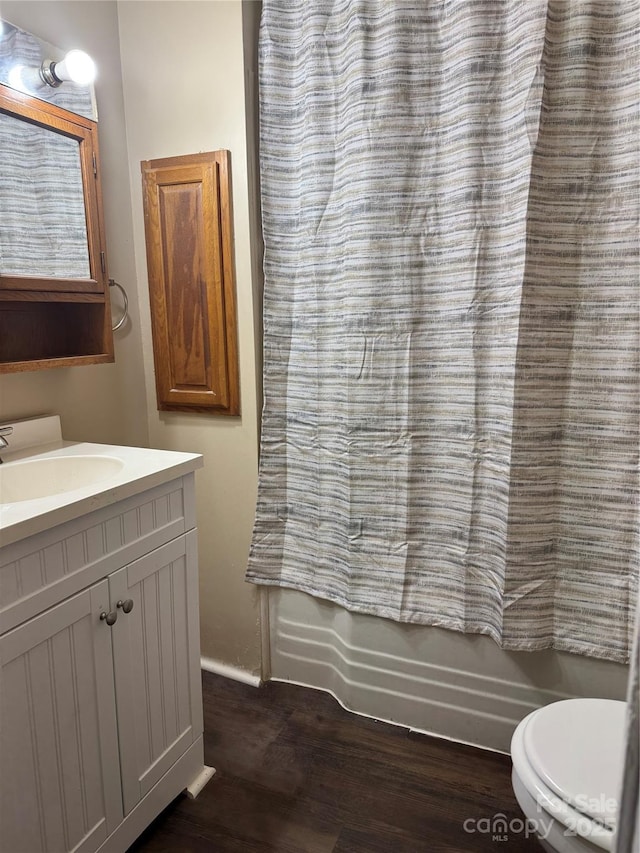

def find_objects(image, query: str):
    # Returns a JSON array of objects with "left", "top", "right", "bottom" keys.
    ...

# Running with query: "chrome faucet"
[{"left": 0, "top": 425, "right": 13, "bottom": 462}]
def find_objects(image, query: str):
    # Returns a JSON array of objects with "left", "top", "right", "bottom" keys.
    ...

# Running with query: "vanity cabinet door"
[
  {"left": 109, "top": 531, "right": 203, "bottom": 815},
  {"left": 0, "top": 581, "right": 123, "bottom": 853}
]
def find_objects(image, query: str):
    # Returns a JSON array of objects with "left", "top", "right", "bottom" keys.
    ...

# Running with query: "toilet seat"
[
  {"left": 524, "top": 699, "right": 625, "bottom": 829},
  {"left": 511, "top": 699, "right": 626, "bottom": 852}
]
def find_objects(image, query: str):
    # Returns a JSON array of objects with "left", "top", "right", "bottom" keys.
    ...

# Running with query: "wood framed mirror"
[
  {"left": 0, "top": 82, "right": 113, "bottom": 372},
  {"left": 0, "top": 82, "right": 106, "bottom": 293}
]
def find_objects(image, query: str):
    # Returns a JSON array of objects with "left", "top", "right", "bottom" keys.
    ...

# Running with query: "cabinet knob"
[
  {"left": 100, "top": 609, "right": 118, "bottom": 626},
  {"left": 117, "top": 598, "right": 134, "bottom": 614}
]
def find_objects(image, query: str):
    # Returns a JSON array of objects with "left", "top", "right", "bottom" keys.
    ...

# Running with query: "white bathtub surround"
[{"left": 268, "top": 588, "right": 629, "bottom": 753}]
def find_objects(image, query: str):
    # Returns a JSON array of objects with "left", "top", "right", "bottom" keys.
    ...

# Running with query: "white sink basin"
[{"left": 0, "top": 455, "right": 124, "bottom": 503}]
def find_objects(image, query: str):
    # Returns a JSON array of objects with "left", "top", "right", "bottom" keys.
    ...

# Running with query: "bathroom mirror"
[
  {"left": 0, "top": 21, "right": 112, "bottom": 372},
  {"left": 0, "top": 110, "right": 90, "bottom": 278},
  {"left": 0, "top": 82, "right": 104, "bottom": 293}
]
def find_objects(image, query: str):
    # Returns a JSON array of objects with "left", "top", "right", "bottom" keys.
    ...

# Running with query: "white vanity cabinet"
[{"left": 0, "top": 472, "right": 211, "bottom": 853}]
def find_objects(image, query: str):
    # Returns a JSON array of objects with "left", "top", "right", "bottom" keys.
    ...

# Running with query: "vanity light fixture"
[{"left": 39, "top": 49, "right": 96, "bottom": 87}]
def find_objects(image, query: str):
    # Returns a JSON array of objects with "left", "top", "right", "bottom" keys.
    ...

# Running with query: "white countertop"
[{"left": 0, "top": 440, "right": 203, "bottom": 548}]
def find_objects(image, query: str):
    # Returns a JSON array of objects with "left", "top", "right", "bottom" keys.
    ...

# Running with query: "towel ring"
[{"left": 109, "top": 279, "right": 129, "bottom": 332}]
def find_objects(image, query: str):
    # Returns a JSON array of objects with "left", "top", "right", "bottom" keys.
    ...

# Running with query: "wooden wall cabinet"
[
  {"left": 141, "top": 151, "right": 240, "bottom": 415},
  {"left": 0, "top": 84, "right": 114, "bottom": 372}
]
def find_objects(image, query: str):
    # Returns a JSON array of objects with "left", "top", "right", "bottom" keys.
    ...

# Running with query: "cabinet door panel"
[
  {"left": 141, "top": 150, "right": 239, "bottom": 414},
  {"left": 0, "top": 582, "right": 122, "bottom": 853},
  {"left": 110, "top": 532, "right": 202, "bottom": 815}
]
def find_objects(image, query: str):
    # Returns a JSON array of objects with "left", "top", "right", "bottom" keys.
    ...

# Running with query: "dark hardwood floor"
[{"left": 128, "top": 671, "right": 541, "bottom": 852}]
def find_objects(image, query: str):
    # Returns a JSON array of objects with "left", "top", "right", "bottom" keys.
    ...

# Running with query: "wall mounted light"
[{"left": 39, "top": 49, "right": 96, "bottom": 87}]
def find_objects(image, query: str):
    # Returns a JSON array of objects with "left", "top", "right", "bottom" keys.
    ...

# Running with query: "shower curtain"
[{"left": 247, "top": 0, "right": 640, "bottom": 663}]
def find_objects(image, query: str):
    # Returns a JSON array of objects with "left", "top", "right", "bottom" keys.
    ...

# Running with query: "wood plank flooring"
[{"left": 128, "top": 672, "right": 541, "bottom": 852}]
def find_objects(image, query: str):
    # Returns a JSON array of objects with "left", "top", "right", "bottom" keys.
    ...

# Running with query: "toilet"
[{"left": 511, "top": 698, "right": 627, "bottom": 852}]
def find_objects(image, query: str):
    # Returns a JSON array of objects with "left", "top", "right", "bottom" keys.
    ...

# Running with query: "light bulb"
[
  {"left": 8, "top": 64, "right": 43, "bottom": 93},
  {"left": 40, "top": 49, "right": 96, "bottom": 87},
  {"left": 54, "top": 50, "right": 96, "bottom": 85},
  {"left": 7, "top": 64, "right": 26, "bottom": 91}
]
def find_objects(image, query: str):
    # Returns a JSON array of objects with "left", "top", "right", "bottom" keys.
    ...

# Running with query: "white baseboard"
[{"left": 200, "top": 656, "right": 262, "bottom": 687}]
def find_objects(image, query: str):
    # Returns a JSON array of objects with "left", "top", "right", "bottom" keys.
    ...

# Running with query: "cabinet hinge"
[
  {"left": 100, "top": 252, "right": 106, "bottom": 274},
  {"left": 92, "top": 151, "right": 97, "bottom": 177}
]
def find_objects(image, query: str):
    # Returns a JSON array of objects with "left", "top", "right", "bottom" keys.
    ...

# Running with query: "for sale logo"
[{"left": 462, "top": 813, "right": 552, "bottom": 843}]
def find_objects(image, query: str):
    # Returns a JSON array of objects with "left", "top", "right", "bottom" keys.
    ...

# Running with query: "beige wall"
[
  {"left": 0, "top": 0, "right": 263, "bottom": 676},
  {"left": 0, "top": 0, "right": 148, "bottom": 447},
  {"left": 117, "top": 1, "right": 262, "bottom": 675}
]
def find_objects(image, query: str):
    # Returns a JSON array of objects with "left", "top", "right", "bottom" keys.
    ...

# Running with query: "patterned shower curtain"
[{"left": 247, "top": 0, "right": 640, "bottom": 663}]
